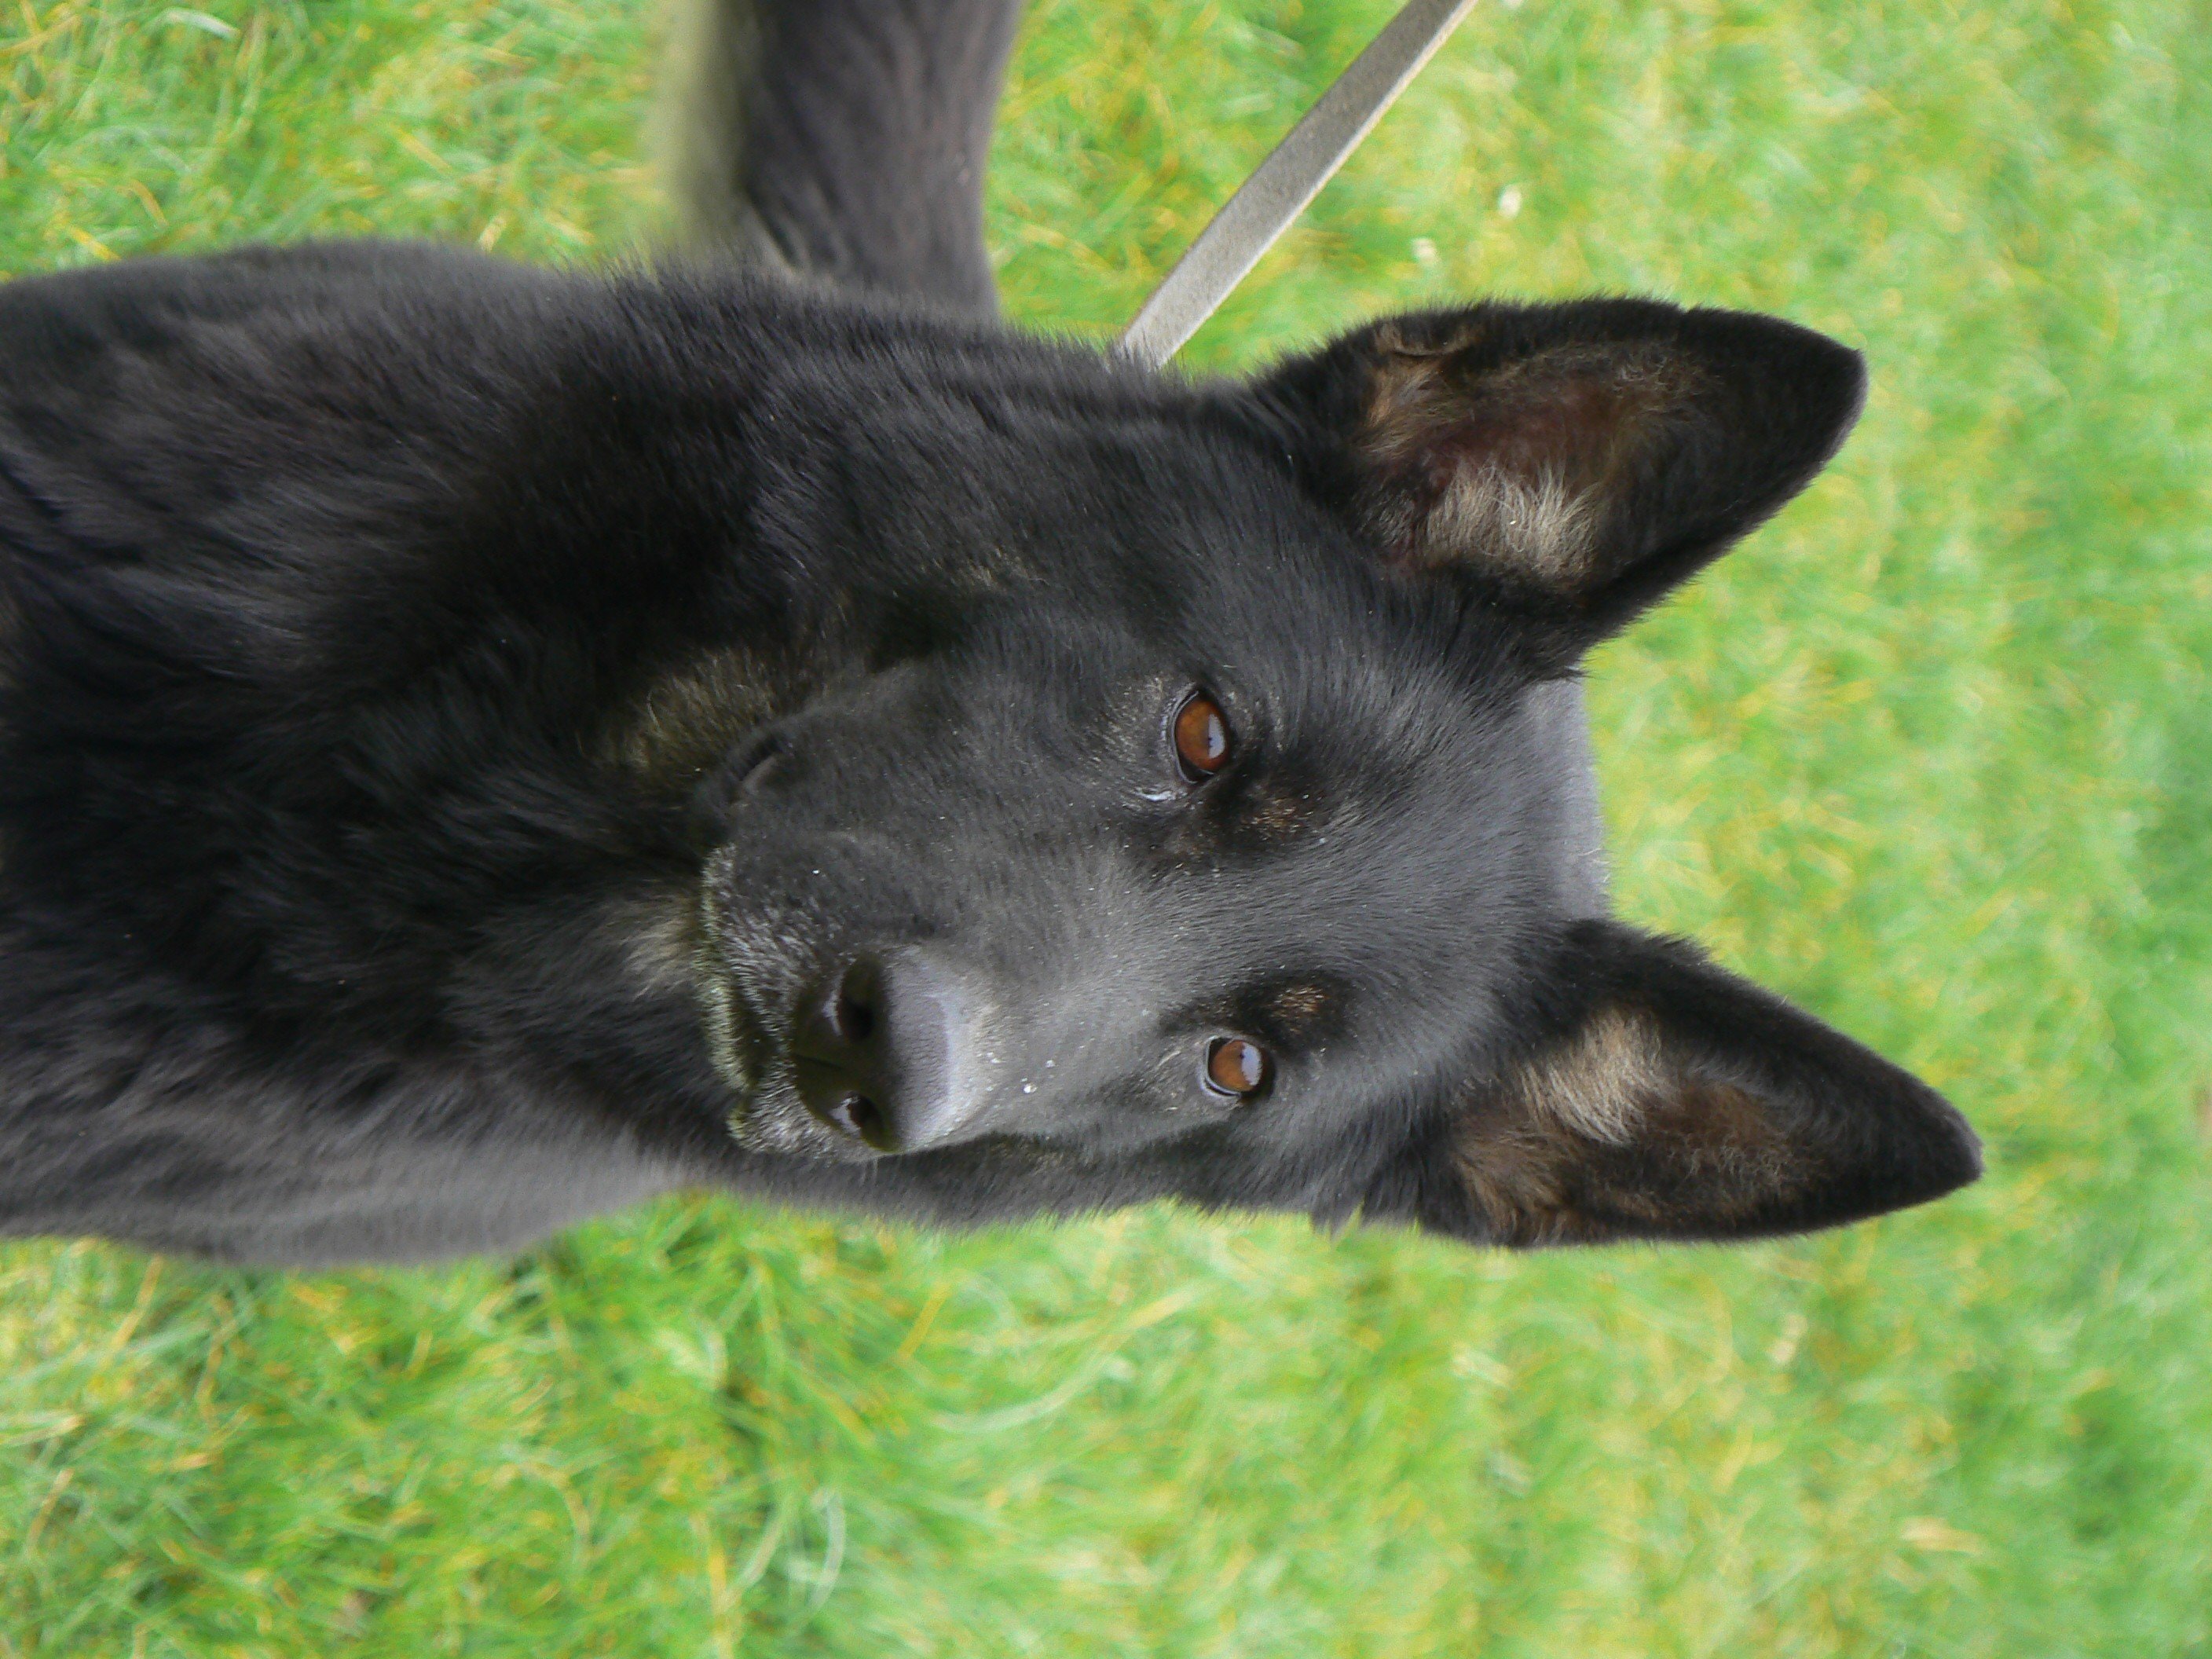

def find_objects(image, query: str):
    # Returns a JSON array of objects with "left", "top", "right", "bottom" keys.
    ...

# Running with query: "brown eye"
[
  {"left": 1205, "top": 1036, "right": 1271, "bottom": 1099},
  {"left": 1173, "top": 692, "right": 1231, "bottom": 781}
]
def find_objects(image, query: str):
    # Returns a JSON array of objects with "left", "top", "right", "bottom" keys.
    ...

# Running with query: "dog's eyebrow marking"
[
  {"left": 1241, "top": 783, "right": 1317, "bottom": 841},
  {"left": 1265, "top": 980, "right": 1336, "bottom": 1041},
  {"left": 1156, "top": 771, "right": 1323, "bottom": 863},
  {"left": 1169, "top": 976, "right": 1345, "bottom": 1052}
]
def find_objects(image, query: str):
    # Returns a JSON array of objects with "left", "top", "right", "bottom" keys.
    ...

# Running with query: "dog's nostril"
[
  {"left": 837, "top": 987, "right": 873, "bottom": 1042},
  {"left": 833, "top": 959, "right": 880, "bottom": 1044},
  {"left": 793, "top": 955, "right": 959, "bottom": 1153},
  {"left": 827, "top": 1093, "right": 884, "bottom": 1144}
]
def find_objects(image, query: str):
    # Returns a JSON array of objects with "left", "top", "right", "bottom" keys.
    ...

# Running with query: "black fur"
[{"left": 0, "top": 1, "right": 1977, "bottom": 1263}]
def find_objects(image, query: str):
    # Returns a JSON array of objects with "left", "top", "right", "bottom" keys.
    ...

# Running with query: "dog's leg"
[{"left": 658, "top": 0, "right": 1021, "bottom": 315}]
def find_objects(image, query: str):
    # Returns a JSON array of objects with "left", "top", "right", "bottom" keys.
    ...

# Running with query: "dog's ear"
[
  {"left": 1357, "top": 920, "right": 1979, "bottom": 1247},
  {"left": 1247, "top": 298, "right": 1866, "bottom": 646}
]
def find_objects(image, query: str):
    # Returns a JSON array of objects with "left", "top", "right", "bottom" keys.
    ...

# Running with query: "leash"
[{"left": 1116, "top": 0, "right": 1480, "bottom": 368}]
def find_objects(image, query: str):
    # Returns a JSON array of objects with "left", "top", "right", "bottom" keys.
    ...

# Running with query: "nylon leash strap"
[{"left": 1116, "top": 0, "right": 1480, "bottom": 368}]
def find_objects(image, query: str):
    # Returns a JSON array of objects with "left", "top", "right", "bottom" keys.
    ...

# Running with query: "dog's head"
[{"left": 690, "top": 294, "right": 1979, "bottom": 1245}]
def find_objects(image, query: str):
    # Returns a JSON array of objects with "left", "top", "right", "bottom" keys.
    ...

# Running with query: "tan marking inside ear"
[
  {"left": 1451, "top": 1008, "right": 1809, "bottom": 1245},
  {"left": 1514, "top": 1007, "right": 1662, "bottom": 1144},
  {"left": 1354, "top": 343, "right": 1701, "bottom": 588},
  {"left": 1425, "top": 465, "right": 1601, "bottom": 583},
  {"left": 1448, "top": 1010, "right": 1664, "bottom": 1244}
]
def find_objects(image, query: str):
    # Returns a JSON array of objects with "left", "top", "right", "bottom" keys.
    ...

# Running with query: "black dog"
[{"left": 0, "top": 0, "right": 1977, "bottom": 1264}]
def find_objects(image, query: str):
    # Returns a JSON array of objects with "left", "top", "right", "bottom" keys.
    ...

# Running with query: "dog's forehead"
[
  {"left": 958, "top": 425, "right": 1588, "bottom": 915},
  {"left": 1135, "top": 537, "right": 1599, "bottom": 1027},
  {"left": 1152, "top": 674, "right": 1583, "bottom": 996},
  {"left": 877, "top": 409, "right": 1599, "bottom": 1033}
]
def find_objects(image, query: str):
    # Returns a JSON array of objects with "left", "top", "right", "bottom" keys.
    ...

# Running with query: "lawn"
[{"left": 3, "top": 0, "right": 2210, "bottom": 1653}]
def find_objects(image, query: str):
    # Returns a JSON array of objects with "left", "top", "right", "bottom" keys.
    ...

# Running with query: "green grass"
[{"left": 5, "top": 0, "right": 2211, "bottom": 1651}]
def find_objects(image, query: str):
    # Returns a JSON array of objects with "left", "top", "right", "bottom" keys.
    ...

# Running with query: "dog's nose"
[{"left": 791, "top": 956, "right": 963, "bottom": 1152}]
